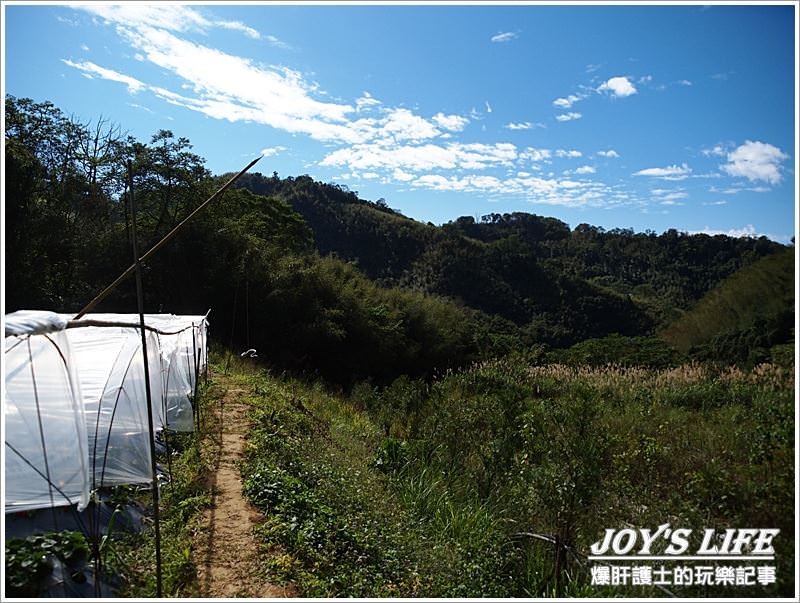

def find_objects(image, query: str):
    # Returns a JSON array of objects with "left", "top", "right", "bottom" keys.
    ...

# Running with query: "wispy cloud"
[
  {"left": 504, "top": 121, "right": 545, "bottom": 130},
  {"left": 552, "top": 94, "right": 583, "bottom": 109},
  {"left": 555, "top": 149, "right": 582, "bottom": 158},
  {"left": 406, "top": 172, "right": 618, "bottom": 208},
  {"left": 701, "top": 144, "right": 726, "bottom": 157},
  {"left": 677, "top": 79, "right": 693, "bottom": 86},
  {"left": 260, "top": 146, "right": 287, "bottom": 157},
  {"left": 710, "top": 184, "right": 771, "bottom": 195},
  {"left": 355, "top": 92, "right": 381, "bottom": 111},
  {"left": 693, "top": 224, "right": 759, "bottom": 238},
  {"left": 431, "top": 112, "right": 469, "bottom": 132},
  {"left": 555, "top": 112, "right": 582, "bottom": 122},
  {"left": 127, "top": 102, "right": 153, "bottom": 113},
  {"left": 633, "top": 163, "right": 692, "bottom": 179},
  {"left": 597, "top": 76, "right": 637, "bottom": 97},
  {"left": 264, "top": 34, "right": 291, "bottom": 49},
  {"left": 520, "top": 148, "right": 552, "bottom": 162},
  {"left": 491, "top": 31, "right": 517, "bottom": 43},
  {"left": 585, "top": 63, "right": 602, "bottom": 73},
  {"left": 720, "top": 140, "right": 788, "bottom": 185},
  {"left": 65, "top": 17, "right": 453, "bottom": 146},
  {"left": 321, "top": 142, "right": 518, "bottom": 172},
  {"left": 652, "top": 189, "right": 689, "bottom": 202},
  {"left": 597, "top": 149, "right": 620, "bottom": 158},
  {"left": 62, "top": 59, "right": 146, "bottom": 93}
]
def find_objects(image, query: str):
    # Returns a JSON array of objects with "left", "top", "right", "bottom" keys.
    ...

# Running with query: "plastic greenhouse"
[
  {"left": 63, "top": 313, "right": 209, "bottom": 433},
  {"left": 65, "top": 324, "right": 166, "bottom": 489},
  {"left": 4, "top": 311, "right": 91, "bottom": 513},
  {"left": 4, "top": 311, "right": 210, "bottom": 514}
]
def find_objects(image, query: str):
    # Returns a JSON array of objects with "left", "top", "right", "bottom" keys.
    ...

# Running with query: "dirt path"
[{"left": 195, "top": 377, "right": 295, "bottom": 598}]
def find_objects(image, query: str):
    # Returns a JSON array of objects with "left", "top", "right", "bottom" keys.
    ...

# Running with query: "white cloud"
[
  {"left": 633, "top": 163, "right": 692, "bottom": 179},
  {"left": 710, "top": 184, "right": 772, "bottom": 194},
  {"left": 598, "top": 76, "right": 637, "bottom": 97},
  {"left": 491, "top": 31, "right": 517, "bottom": 43},
  {"left": 61, "top": 59, "right": 146, "bottom": 93},
  {"left": 519, "top": 147, "right": 552, "bottom": 162},
  {"left": 720, "top": 140, "right": 788, "bottom": 184},
  {"left": 260, "top": 146, "right": 287, "bottom": 157},
  {"left": 264, "top": 35, "right": 291, "bottom": 49},
  {"left": 555, "top": 112, "right": 582, "bottom": 122},
  {"left": 485, "top": 101, "right": 492, "bottom": 113},
  {"left": 597, "top": 149, "right": 620, "bottom": 158},
  {"left": 553, "top": 94, "right": 582, "bottom": 108},
  {"left": 693, "top": 224, "right": 759, "bottom": 238},
  {"left": 392, "top": 168, "right": 415, "bottom": 182},
  {"left": 355, "top": 92, "right": 381, "bottom": 111},
  {"left": 80, "top": 43, "right": 90, "bottom": 51},
  {"left": 504, "top": 121, "right": 545, "bottom": 130},
  {"left": 127, "top": 102, "right": 153, "bottom": 113},
  {"left": 638, "top": 75, "right": 653, "bottom": 84},
  {"left": 702, "top": 145, "right": 726, "bottom": 157},
  {"left": 574, "top": 165, "right": 596, "bottom": 174},
  {"left": 320, "top": 142, "right": 518, "bottom": 172},
  {"left": 77, "top": 4, "right": 266, "bottom": 41},
  {"left": 431, "top": 112, "right": 469, "bottom": 132},
  {"left": 555, "top": 149, "right": 582, "bottom": 158},
  {"left": 678, "top": 79, "right": 693, "bottom": 86},
  {"left": 216, "top": 19, "right": 262, "bottom": 40},
  {"left": 378, "top": 108, "right": 440, "bottom": 142},
  {"left": 407, "top": 171, "right": 616, "bottom": 208},
  {"left": 703, "top": 200, "right": 728, "bottom": 206},
  {"left": 585, "top": 63, "right": 602, "bottom": 73}
]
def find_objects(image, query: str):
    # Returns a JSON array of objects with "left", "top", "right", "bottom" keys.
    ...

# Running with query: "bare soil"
[{"left": 194, "top": 379, "right": 296, "bottom": 598}]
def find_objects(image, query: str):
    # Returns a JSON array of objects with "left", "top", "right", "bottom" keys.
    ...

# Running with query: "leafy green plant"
[{"left": 5, "top": 531, "right": 89, "bottom": 597}]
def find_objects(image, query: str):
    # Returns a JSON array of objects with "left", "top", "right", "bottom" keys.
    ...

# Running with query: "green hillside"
[
  {"left": 661, "top": 247, "right": 795, "bottom": 359},
  {"left": 231, "top": 171, "right": 784, "bottom": 348}
]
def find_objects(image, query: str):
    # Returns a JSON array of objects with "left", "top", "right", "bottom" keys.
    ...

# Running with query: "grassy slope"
[
  {"left": 661, "top": 248, "right": 795, "bottom": 352},
  {"left": 224, "top": 351, "right": 794, "bottom": 598}
]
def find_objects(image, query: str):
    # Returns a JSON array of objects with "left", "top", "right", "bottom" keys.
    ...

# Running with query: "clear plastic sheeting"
[
  {"left": 148, "top": 314, "right": 209, "bottom": 432},
  {"left": 66, "top": 326, "right": 166, "bottom": 489},
  {"left": 4, "top": 318, "right": 90, "bottom": 513},
  {"left": 65, "top": 313, "right": 209, "bottom": 432},
  {"left": 5, "top": 310, "right": 68, "bottom": 337}
]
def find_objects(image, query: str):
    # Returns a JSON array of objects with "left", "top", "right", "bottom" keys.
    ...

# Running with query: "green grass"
[
  {"left": 112, "top": 382, "right": 215, "bottom": 598},
  {"left": 232, "top": 351, "right": 794, "bottom": 597}
]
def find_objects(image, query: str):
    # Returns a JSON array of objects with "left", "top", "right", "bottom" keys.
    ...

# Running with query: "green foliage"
[
  {"left": 546, "top": 334, "right": 685, "bottom": 368},
  {"left": 5, "top": 531, "right": 89, "bottom": 597},
  {"left": 113, "top": 393, "right": 213, "bottom": 597},
  {"left": 662, "top": 247, "right": 795, "bottom": 359}
]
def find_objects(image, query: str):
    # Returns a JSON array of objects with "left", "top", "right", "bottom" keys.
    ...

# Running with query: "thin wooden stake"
[{"left": 128, "top": 161, "right": 163, "bottom": 597}]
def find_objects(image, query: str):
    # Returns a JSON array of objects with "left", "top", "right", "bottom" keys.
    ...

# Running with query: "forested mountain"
[
  {"left": 230, "top": 171, "right": 785, "bottom": 345},
  {"left": 4, "top": 95, "right": 793, "bottom": 383},
  {"left": 661, "top": 247, "right": 795, "bottom": 362}
]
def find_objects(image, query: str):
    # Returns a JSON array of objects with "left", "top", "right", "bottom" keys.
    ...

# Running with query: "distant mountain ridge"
[{"left": 231, "top": 171, "right": 786, "bottom": 347}]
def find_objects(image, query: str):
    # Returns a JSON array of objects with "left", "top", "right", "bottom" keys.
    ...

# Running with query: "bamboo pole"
[
  {"left": 74, "top": 156, "right": 261, "bottom": 319},
  {"left": 128, "top": 161, "right": 163, "bottom": 597}
]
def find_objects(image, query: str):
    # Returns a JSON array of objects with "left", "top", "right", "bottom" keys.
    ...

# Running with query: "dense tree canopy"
[{"left": 5, "top": 95, "right": 792, "bottom": 382}]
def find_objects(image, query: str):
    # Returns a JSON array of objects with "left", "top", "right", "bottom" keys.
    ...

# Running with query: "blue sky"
[{"left": 3, "top": 2, "right": 797, "bottom": 242}]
